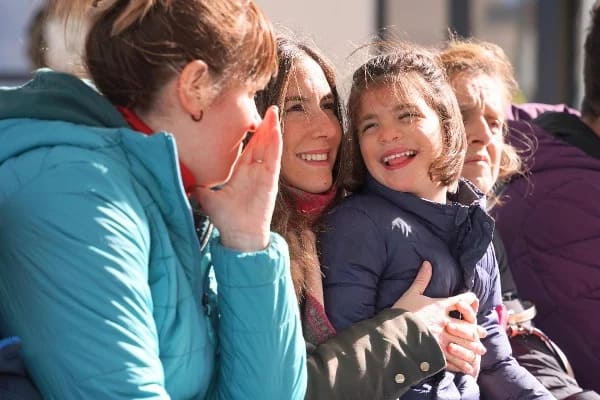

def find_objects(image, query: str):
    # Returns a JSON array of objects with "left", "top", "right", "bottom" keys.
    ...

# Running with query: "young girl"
[{"left": 319, "top": 43, "right": 553, "bottom": 399}]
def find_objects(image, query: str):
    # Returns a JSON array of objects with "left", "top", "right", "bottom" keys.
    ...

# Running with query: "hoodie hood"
[
  {"left": 507, "top": 112, "right": 600, "bottom": 178},
  {"left": 0, "top": 69, "right": 126, "bottom": 128},
  {"left": 534, "top": 111, "right": 600, "bottom": 159},
  {"left": 0, "top": 69, "right": 131, "bottom": 166}
]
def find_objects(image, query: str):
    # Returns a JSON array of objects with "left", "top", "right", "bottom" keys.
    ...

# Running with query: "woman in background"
[{"left": 441, "top": 38, "right": 600, "bottom": 400}]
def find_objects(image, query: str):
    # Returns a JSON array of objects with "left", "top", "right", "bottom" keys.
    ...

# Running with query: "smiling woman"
[{"left": 280, "top": 55, "right": 342, "bottom": 194}]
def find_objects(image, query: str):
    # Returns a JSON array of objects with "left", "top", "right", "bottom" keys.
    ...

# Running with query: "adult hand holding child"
[{"left": 394, "top": 261, "right": 487, "bottom": 377}]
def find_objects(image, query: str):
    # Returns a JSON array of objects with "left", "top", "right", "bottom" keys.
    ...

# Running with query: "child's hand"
[{"left": 392, "top": 261, "right": 487, "bottom": 377}]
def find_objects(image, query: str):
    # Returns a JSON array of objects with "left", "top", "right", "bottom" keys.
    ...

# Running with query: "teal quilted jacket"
[{"left": 0, "top": 70, "right": 306, "bottom": 399}]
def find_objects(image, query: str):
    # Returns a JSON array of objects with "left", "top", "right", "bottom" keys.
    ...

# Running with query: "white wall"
[
  {"left": 385, "top": 0, "right": 448, "bottom": 46},
  {"left": 256, "top": 0, "right": 375, "bottom": 89}
]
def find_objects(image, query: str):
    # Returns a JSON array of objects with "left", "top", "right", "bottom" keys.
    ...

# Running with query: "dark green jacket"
[{"left": 306, "top": 308, "right": 445, "bottom": 400}]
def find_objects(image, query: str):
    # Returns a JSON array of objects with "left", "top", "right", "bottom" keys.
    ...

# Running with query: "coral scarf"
[
  {"left": 289, "top": 185, "right": 338, "bottom": 344},
  {"left": 288, "top": 185, "right": 337, "bottom": 217},
  {"left": 117, "top": 106, "right": 197, "bottom": 195}
]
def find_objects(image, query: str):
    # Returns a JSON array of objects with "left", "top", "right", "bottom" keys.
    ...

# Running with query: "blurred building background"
[{"left": 0, "top": 0, "right": 596, "bottom": 108}]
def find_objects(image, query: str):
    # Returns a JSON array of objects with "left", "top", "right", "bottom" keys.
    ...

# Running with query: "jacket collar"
[
  {"left": 0, "top": 69, "right": 127, "bottom": 128},
  {"left": 364, "top": 175, "right": 494, "bottom": 289},
  {"left": 117, "top": 106, "right": 198, "bottom": 194}
]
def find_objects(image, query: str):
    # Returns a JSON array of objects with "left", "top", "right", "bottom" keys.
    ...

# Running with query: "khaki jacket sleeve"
[{"left": 305, "top": 308, "right": 445, "bottom": 400}]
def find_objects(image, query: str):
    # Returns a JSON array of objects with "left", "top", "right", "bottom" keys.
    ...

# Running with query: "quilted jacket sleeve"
[
  {"left": 208, "top": 233, "right": 307, "bottom": 400},
  {"left": 305, "top": 308, "right": 444, "bottom": 400},
  {"left": 0, "top": 162, "right": 169, "bottom": 398},
  {"left": 320, "top": 206, "right": 387, "bottom": 331},
  {"left": 477, "top": 248, "right": 553, "bottom": 399}
]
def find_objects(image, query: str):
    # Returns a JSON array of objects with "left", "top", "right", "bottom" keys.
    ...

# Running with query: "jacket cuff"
[
  {"left": 377, "top": 308, "right": 446, "bottom": 392},
  {"left": 210, "top": 232, "right": 289, "bottom": 288}
]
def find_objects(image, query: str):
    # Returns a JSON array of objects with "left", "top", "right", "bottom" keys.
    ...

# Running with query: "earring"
[{"left": 191, "top": 110, "right": 203, "bottom": 122}]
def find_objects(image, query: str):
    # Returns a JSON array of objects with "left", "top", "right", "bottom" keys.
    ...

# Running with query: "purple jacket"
[
  {"left": 495, "top": 104, "right": 600, "bottom": 392},
  {"left": 320, "top": 176, "right": 552, "bottom": 400}
]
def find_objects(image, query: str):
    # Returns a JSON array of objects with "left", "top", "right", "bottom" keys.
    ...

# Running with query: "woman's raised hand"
[
  {"left": 393, "top": 261, "right": 487, "bottom": 377},
  {"left": 193, "top": 106, "right": 282, "bottom": 252}
]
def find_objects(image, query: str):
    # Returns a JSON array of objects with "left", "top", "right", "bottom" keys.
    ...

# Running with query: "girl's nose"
[{"left": 378, "top": 127, "right": 401, "bottom": 143}]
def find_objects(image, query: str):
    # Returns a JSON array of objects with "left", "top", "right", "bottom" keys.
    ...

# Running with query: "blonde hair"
[
  {"left": 440, "top": 39, "right": 522, "bottom": 185},
  {"left": 50, "top": 0, "right": 156, "bottom": 34}
]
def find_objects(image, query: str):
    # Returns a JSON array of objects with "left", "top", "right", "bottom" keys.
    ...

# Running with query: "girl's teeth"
[
  {"left": 382, "top": 150, "right": 416, "bottom": 163},
  {"left": 300, "top": 153, "right": 327, "bottom": 161}
]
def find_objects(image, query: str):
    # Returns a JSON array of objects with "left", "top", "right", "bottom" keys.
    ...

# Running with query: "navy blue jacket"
[
  {"left": 320, "top": 176, "right": 552, "bottom": 400},
  {"left": 0, "top": 337, "right": 41, "bottom": 400}
]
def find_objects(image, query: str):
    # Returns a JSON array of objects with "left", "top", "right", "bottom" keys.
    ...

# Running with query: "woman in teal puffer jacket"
[{"left": 0, "top": 1, "right": 306, "bottom": 399}]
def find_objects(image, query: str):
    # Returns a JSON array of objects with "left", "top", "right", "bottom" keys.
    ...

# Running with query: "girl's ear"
[{"left": 177, "top": 60, "right": 212, "bottom": 115}]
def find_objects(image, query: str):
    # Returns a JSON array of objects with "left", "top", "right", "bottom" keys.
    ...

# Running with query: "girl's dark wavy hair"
[{"left": 344, "top": 41, "right": 466, "bottom": 192}]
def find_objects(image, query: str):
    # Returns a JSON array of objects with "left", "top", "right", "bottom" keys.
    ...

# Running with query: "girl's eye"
[
  {"left": 398, "top": 111, "right": 420, "bottom": 121},
  {"left": 360, "top": 122, "right": 377, "bottom": 134}
]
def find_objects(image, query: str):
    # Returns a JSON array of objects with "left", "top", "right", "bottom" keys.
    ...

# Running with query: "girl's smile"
[{"left": 356, "top": 83, "right": 447, "bottom": 203}]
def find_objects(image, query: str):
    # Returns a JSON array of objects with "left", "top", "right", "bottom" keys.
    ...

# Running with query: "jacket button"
[
  {"left": 420, "top": 362, "right": 430, "bottom": 372},
  {"left": 394, "top": 373, "right": 405, "bottom": 384}
]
